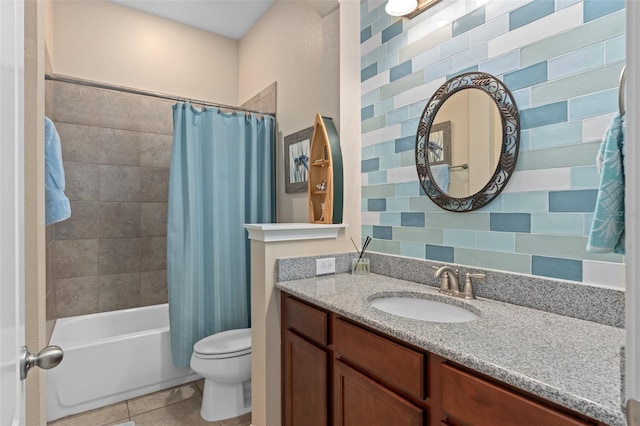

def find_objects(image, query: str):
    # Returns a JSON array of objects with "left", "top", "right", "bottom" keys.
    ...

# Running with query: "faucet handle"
[{"left": 462, "top": 273, "right": 485, "bottom": 300}]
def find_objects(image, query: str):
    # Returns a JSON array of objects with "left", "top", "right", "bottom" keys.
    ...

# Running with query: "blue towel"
[
  {"left": 45, "top": 117, "right": 71, "bottom": 225},
  {"left": 431, "top": 164, "right": 450, "bottom": 193},
  {"left": 587, "top": 113, "right": 625, "bottom": 254}
]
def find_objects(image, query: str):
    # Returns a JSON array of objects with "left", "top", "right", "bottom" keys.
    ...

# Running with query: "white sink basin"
[{"left": 369, "top": 296, "right": 478, "bottom": 323}]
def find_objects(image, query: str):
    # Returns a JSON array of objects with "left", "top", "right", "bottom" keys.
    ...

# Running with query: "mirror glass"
[{"left": 416, "top": 72, "right": 520, "bottom": 212}]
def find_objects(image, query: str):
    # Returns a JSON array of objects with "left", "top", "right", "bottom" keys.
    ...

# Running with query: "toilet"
[{"left": 190, "top": 328, "right": 252, "bottom": 421}]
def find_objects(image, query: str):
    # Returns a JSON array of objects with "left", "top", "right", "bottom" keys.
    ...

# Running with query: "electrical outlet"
[{"left": 316, "top": 258, "right": 336, "bottom": 275}]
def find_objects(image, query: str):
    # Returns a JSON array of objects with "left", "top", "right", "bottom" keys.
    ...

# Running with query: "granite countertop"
[{"left": 276, "top": 273, "right": 626, "bottom": 426}]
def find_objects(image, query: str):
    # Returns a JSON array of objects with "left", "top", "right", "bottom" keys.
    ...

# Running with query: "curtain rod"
[{"left": 44, "top": 73, "right": 275, "bottom": 117}]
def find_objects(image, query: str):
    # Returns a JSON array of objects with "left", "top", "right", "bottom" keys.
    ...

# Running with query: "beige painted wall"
[
  {"left": 48, "top": 0, "right": 239, "bottom": 104},
  {"left": 239, "top": 0, "right": 340, "bottom": 223},
  {"left": 248, "top": 1, "right": 361, "bottom": 425}
]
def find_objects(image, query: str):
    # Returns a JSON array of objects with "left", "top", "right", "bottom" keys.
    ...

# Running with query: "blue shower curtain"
[{"left": 167, "top": 103, "right": 275, "bottom": 368}]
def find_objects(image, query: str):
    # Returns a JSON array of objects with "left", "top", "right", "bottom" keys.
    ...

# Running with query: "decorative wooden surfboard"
[{"left": 308, "top": 113, "right": 343, "bottom": 224}]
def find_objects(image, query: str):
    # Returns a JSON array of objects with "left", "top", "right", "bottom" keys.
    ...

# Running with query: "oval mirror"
[{"left": 415, "top": 72, "right": 520, "bottom": 212}]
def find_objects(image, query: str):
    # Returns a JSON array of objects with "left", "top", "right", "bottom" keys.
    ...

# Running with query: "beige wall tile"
[
  {"left": 99, "top": 128, "right": 142, "bottom": 166},
  {"left": 100, "top": 91, "right": 173, "bottom": 135},
  {"left": 53, "top": 201, "right": 99, "bottom": 240},
  {"left": 99, "top": 202, "right": 141, "bottom": 238},
  {"left": 140, "top": 133, "right": 173, "bottom": 168},
  {"left": 140, "top": 168, "right": 169, "bottom": 202},
  {"left": 50, "top": 81, "right": 101, "bottom": 126},
  {"left": 98, "top": 238, "right": 141, "bottom": 274},
  {"left": 64, "top": 162, "right": 99, "bottom": 201},
  {"left": 140, "top": 237, "right": 166, "bottom": 271},
  {"left": 98, "top": 272, "right": 141, "bottom": 312},
  {"left": 140, "top": 203, "right": 167, "bottom": 237},
  {"left": 99, "top": 165, "right": 141, "bottom": 201},
  {"left": 56, "top": 122, "right": 100, "bottom": 163},
  {"left": 45, "top": 80, "right": 55, "bottom": 118},
  {"left": 52, "top": 239, "right": 98, "bottom": 279},
  {"left": 55, "top": 276, "right": 99, "bottom": 318},
  {"left": 46, "top": 80, "right": 177, "bottom": 318},
  {"left": 140, "top": 270, "right": 168, "bottom": 306}
]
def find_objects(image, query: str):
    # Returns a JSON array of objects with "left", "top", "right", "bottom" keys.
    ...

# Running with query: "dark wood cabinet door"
[
  {"left": 333, "top": 360, "right": 424, "bottom": 426},
  {"left": 441, "top": 364, "right": 592, "bottom": 426},
  {"left": 283, "top": 329, "right": 328, "bottom": 426}
]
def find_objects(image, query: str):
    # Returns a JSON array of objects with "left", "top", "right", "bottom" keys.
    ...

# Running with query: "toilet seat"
[{"left": 193, "top": 328, "right": 251, "bottom": 359}]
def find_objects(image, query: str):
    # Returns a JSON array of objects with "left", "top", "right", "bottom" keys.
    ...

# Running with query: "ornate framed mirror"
[{"left": 415, "top": 72, "right": 520, "bottom": 212}]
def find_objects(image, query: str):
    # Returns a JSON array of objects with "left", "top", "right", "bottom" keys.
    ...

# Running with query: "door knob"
[{"left": 20, "top": 345, "right": 63, "bottom": 380}]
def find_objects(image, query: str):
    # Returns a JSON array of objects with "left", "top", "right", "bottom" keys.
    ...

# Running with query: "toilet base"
[{"left": 200, "top": 378, "right": 251, "bottom": 422}]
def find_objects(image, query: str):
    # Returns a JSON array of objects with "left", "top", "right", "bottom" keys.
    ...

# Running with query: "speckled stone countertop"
[{"left": 276, "top": 273, "right": 626, "bottom": 426}]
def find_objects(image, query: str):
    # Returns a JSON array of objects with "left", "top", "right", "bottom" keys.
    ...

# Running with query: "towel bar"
[{"left": 449, "top": 163, "right": 468, "bottom": 170}]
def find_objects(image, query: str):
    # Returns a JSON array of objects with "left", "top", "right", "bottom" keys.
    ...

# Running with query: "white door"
[{"left": 0, "top": 0, "right": 26, "bottom": 424}]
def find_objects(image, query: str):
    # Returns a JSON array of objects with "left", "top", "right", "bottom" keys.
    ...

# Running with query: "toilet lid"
[{"left": 194, "top": 328, "right": 251, "bottom": 356}]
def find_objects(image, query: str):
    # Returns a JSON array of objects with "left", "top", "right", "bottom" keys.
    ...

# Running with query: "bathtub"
[{"left": 46, "top": 303, "right": 200, "bottom": 421}]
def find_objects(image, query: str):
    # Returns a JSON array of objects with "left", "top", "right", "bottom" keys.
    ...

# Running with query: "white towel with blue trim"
[
  {"left": 45, "top": 117, "right": 71, "bottom": 225},
  {"left": 587, "top": 113, "right": 625, "bottom": 254}
]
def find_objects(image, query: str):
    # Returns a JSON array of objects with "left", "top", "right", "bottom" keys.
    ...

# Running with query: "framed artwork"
[
  {"left": 427, "top": 121, "right": 451, "bottom": 166},
  {"left": 284, "top": 126, "right": 314, "bottom": 193}
]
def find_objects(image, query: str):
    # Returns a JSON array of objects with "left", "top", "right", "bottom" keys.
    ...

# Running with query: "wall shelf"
[
  {"left": 308, "top": 114, "right": 344, "bottom": 224},
  {"left": 244, "top": 223, "right": 348, "bottom": 242}
]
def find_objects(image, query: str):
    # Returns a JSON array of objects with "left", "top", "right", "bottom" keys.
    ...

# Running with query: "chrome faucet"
[{"left": 433, "top": 266, "right": 460, "bottom": 296}]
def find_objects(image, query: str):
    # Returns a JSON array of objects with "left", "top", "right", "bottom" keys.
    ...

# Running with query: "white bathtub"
[{"left": 46, "top": 303, "right": 200, "bottom": 421}]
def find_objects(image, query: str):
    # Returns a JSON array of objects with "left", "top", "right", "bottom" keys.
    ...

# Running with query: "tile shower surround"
[
  {"left": 46, "top": 80, "right": 173, "bottom": 319},
  {"left": 359, "top": 0, "right": 626, "bottom": 286},
  {"left": 45, "top": 80, "right": 278, "bottom": 326}
]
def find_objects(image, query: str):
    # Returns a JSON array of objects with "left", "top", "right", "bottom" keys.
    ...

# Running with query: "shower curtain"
[{"left": 167, "top": 103, "right": 275, "bottom": 368}]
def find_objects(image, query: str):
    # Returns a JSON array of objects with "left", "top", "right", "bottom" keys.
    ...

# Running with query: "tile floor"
[{"left": 48, "top": 380, "right": 252, "bottom": 426}]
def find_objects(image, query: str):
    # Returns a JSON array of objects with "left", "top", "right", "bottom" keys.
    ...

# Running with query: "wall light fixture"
[{"left": 385, "top": 0, "right": 442, "bottom": 18}]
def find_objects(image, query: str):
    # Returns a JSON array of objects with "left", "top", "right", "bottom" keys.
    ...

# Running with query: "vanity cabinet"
[
  {"left": 440, "top": 364, "right": 591, "bottom": 426},
  {"left": 282, "top": 296, "right": 329, "bottom": 426},
  {"left": 282, "top": 293, "right": 602, "bottom": 426},
  {"left": 334, "top": 359, "right": 423, "bottom": 426}
]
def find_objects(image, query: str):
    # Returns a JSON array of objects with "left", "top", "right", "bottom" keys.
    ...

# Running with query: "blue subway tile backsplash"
[
  {"left": 532, "top": 255, "right": 583, "bottom": 281},
  {"left": 360, "top": 0, "right": 624, "bottom": 286},
  {"left": 381, "top": 20, "right": 403, "bottom": 43},
  {"left": 490, "top": 213, "right": 532, "bottom": 233},
  {"left": 390, "top": 61, "right": 412, "bottom": 82},
  {"left": 509, "top": 0, "right": 556, "bottom": 31},
  {"left": 549, "top": 189, "right": 598, "bottom": 212},
  {"left": 520, "top": 101, "right": 568, "bottom": 129},
  {"left": 367, "top": 198, "right": 387, "bottom": 212},
  {"left": 361, "top": 26, "right": 372, "bottom": 43},
  {"left": 401, "top": 212, "right": 425, "bottom": 227},
  {"left": 373, "top": 225, "right": 393, "bottom": 240},
  {"left": 426, "top": 244, "right": 455, "bottom": 262},
  {"left": 361, "top": 63, "right": 378, "bottom": 82},
  {"left": 361, "top": 158, "right": 380, "bottom": 173},
  {"left": 361, "top": 105, "right": 374, "bottom": 121},
  {"left": 452, "top": 7, "right": 486, "bottom": 38},
  {"left": 394, "top": 135, "right": 414, "bottom": 153},
  {"left": 583, "top": 0, "right": 624, "bottom": 22},
  {"left": 503, "top": 62, "right": 548, "bottom": 91}
]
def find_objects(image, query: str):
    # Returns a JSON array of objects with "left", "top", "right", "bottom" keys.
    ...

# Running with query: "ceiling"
[{"left": 112, "top": 0, "right": 339, "bottom": 40}]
